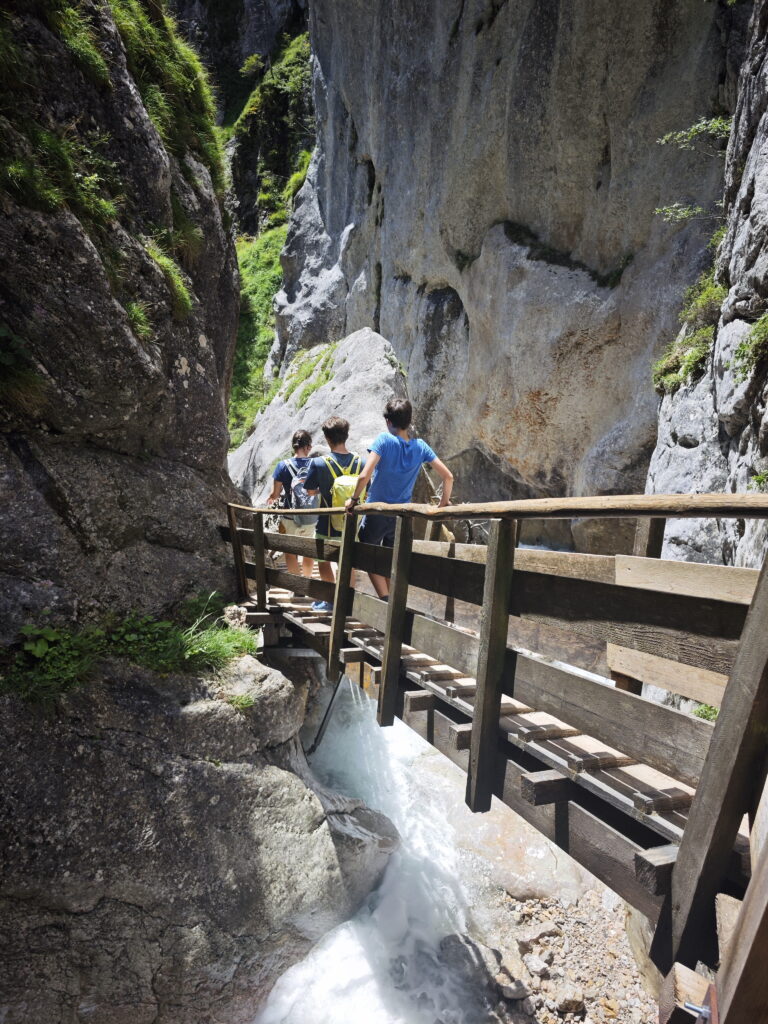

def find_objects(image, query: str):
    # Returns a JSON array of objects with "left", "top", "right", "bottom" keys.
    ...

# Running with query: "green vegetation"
[
  {"left": 281, "top": 342, "right": 338, "bottom": 408},
  {"left": 732, "top": 312, "right": 768, "bottom": 381},
  {"left": 0, "top": 596, "right": 258, "bottom": 703},
  {"left": 0, "top": 323, "right": 47, "bottom": 416},
  {"left": 295, "top": 343, "right": 337, "bottom": 408},
  {"left": 42, "top": 1, "right": 111, "bottom": 86},
  {"left": 749, "top": 471, "right": 768, "bottom": 492},
  {"left": 228, "top": 226, "right": 288, "bottom": 446},
  {"left": 652, "top": 326, "right": 714, "bottom": 394},
  {"left": 109, "top": 0, "right": 225, "bottom": 194},
  {"left": 145, "top": 238, "right": 193, "bottom": 318},
  {"left": 234, "top": 32, "right": 313, "bottom": 227},
  {"left": 654, "top": 203, "right": 706, "bottom": 225},
  {"left": 680, "top": 268, "right": 727, "bottom": 330},
  {"left": 226, "top": 693, "right": 256, "bottom": 712},
  {"left": 658, "top": 116, "right": 732, "bottom": 154},
  {"left": 126, "top": 300, "right": 153, "bottom": 341},
  {"left": 693, "top": 703, "right": 719, "bottom": 722}
]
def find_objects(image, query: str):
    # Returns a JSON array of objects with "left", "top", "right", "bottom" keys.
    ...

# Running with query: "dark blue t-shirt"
[
  {"left": 305, "top": 452, "right": 362, "bottom": 538},
  {"left": 273, "top": 456, "right": 312, "bottom": 507},
  {"left": 367, "top": 432, "right": 436, "bottom": 504}
]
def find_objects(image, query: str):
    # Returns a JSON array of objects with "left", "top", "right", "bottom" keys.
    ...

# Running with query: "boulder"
[
  {"left": 0, "top": 659, "right": 398, "bottom": 1023},
  {"left": 229, "top": 327, "right": 407, "bottom": 502}
]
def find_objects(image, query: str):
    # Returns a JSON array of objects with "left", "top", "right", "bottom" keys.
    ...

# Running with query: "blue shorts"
[{"left": 359, "top": 514, "right": 396, "bottom": 547}]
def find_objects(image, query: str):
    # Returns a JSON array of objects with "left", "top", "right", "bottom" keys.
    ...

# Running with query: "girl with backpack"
[{"left": 267, "top": 429, "right": 319, "bottom": 578}]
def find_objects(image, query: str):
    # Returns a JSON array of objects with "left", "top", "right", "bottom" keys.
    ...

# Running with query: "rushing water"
[{"left": 255, "top": 679, "right": 499, "bottom": 1024}]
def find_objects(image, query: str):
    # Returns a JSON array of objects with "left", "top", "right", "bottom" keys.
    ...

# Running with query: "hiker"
[
  {"left": 344, "top": 399, "right": 453, "bottom": 598},
  {"left": 304, "top": 416, "right": 364, "bottom": 611},
  {"left": 267, "top": 429, "right": 317, "bottom": 578}
]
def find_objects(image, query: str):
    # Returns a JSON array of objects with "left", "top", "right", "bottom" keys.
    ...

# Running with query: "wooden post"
[
  {"left": 377, "top": 516, "right": 413, "bottom": 727},
  {"left": 634, "top": 516, "right": 666, "bottom": 558},
  {"left": 466, "top": 518, "right": 518, "bottom": 813},
  {"left": 652, "top": 551, "right": 768, "bottom": 972},
  {"left": 251, "top": 512, "right": 268, "bottom": 611},
  {"left": 227, "top": 504, "right": 250, "bottom": 602},
  {"left": 328, "top": 515, "right": 356, "bottom": 678},
  {"left": 426, "top": 519, "right": 442, "bottom": 542},
  {"left": 718, "top": 838, "right": 768, "bottom": 1023}
]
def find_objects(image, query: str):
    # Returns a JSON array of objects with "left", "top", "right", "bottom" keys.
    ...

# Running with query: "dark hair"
[
  {"left": 291, "top": 429, "right": 312, "bottom": 451},
  {"left": 384, "top": 398, "right": 412, "bottom": 430},
  {"left": 322, "top": 415, "right": 349, "bottom": 446}
]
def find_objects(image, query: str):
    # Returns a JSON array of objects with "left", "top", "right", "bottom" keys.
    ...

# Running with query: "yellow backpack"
[{"left": 324, "top": 454, "right": 363, "bottom": 531}]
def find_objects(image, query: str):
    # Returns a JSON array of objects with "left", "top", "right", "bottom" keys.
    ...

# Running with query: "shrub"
[
  {"left": 749, "top": 471, "right": 768, "bottom": 492},
  {"left": 679, "top": 268, "right": 726, "bottom": 331},
  {"left": 693, "top": 703, "right": 719, "bottom": 722},
  {"left": 652, "top": 326, "right": 714, "bottom": 395},
  {"left": 145, "top": 239, "right": 193, "bottom": 319},
  {"left": 657, "top": 116, "right": 732, "bottom": 155},
  {"left": 283, "top": 148, "right": 312, "bottom": 204},
  {"left": 732, "top": 312, "right": 768, "bottom": 381}
]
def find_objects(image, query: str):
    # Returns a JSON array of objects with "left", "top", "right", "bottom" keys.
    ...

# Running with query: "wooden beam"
[
  {"left": 633, "top": 516, "right": 666, "bottom": 558},
  {"left": 377, "top": 516, "right": 413, "bottom": 727},
  {"left": 607, "top": 644, "right": 728, "bottom": 707},
  {"left": 655, "top": 552, "right": 768, "bottom": 972},
  {"left": 659, "top": 963, "right": 710, "bottom": 1024},
  {"left": 615, "top": 556, "right": 756, "bottom": 606},
  {"left": 403, "top": 690, "right": 436, "bottom": 713},
  {"left": 520, "top": 769, "right": 573, "bottom": 806},
  {"left": 262, "top": 566, "right": 334, "bottom": 603},
  {"left": 635, "top": 845, "right": 678, "bottom": 897},
  {"left": 718, "top": 839, "right": 768, "bottom": 1023},
  {"left": 231, "top": 492, "right": 768, "bottom": 520},
  {"left": 227, "top": 504, "right": 250, "bottom": 601},
  {"left": 611, "top": 670, "right": 643, "bottom": 695},
  {"left": 251, "top": 513, "right": 268, "bottom": 611},
  {"left": 466, "top": 518, "right": 518, "bottom": 812},
  {"left": 448, "top": 721, "right": 473, "bottom": 751},
  {"left": 328, "top": 516, "right": 356, "bottom": 677}
]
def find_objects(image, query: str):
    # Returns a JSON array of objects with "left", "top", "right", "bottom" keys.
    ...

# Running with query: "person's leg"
[
  {"left": 317, "top": 560, "right": 335, "bottom": 583},
  {"left": 301, "top": 557, "right": 314, "bottom": 577},
  {"left": 360, "top": 516, "right": 396, "bottom": 598},
  {"left": 284, "top": 551, "right": 300, "bottom": 574},
  {"left": 368, "top": 571, "right": 389, "bottom": 598}
]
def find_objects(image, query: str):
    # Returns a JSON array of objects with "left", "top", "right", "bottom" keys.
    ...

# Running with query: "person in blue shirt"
[
  {"left": 267, "top": 429, "right": 315, "bottom": 578},
  {"left": 304, "top": 416, "right": 363, "bottom": 610},
  {"left": 344, "top": 399, "right": 453, "bottom": 598}
]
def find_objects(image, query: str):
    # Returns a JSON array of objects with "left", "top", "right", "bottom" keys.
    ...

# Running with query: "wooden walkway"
[{"left": 223, "top": 493, "right": 768, "bottom": 1024}]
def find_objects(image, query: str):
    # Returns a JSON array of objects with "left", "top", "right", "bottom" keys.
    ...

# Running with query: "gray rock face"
[
  {"left": 273, "top": 0, "right": 732, "bottom": 548},
  {"left": 0, "top": 659, "right": 397, "bottom": 1023},
  {"left": 229, "top": 327, "right": 408, "bottom": 502},
  {"left": 0, "top": 6, "right": 239, "bottom": 642},
  {"left": 647, "top": 1, "right": 768, "bottom": 567}
]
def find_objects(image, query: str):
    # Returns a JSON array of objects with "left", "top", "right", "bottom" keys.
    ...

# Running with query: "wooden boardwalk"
[{"left": 223, "top": 493, "right": 768, "bottom": 1024}]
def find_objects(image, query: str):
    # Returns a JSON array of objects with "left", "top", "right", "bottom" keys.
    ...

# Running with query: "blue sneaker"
[{"left": 311, "top": 600, "right": 333, "bottom": 613}]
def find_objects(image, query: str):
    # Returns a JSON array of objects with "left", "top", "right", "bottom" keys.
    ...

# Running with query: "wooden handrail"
[{"left": 228, "top": 492, "right": 768, "bottom": 521}]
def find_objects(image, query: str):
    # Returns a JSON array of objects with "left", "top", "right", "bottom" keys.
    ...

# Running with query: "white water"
[{"left": 255, "top": 680, "right": 494, "bottom": 1024}]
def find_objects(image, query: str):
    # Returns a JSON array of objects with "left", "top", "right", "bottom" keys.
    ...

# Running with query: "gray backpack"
[{"left": 286, "top": 459, "right": 319, "bottom": 526}]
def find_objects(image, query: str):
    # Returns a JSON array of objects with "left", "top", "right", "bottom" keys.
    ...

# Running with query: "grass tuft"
[
  {"left": 679, "top": 268, "right": 727, "bottom": 331},
  {"left": 732, "top": 312, "right": 768, "bottom": 381},
  {"left": 652, "top": 326, "right": 714, "bottom": 395},
  {"left": 145, "top": 238, "right": 193, "bottom": 319},
  {"left": 126, "top": 299, "right": 153, "bottom": 341},
  {"left": 43, "top": 1, "right": 111, "bottom": 87}
]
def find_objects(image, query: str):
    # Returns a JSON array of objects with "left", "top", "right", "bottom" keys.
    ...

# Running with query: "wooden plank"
[
  {"left": 232, "top": 491, "right": 768, "bottom": 521},
  {"left": 607, "top": 644, "right": 728, "bottom": 707},
  {"left": 340, "top": 647, "right": 365, "bottom": 664},
  {"left": 328, "top": 515, "right": 356, "bottom": 677},
  {"left": 520, "top": 769, "right": 573, "bottom": 805},
  {"left": 634, "top": 516, "right": 666, "bottom": 558},
  {"left": 264, "top": 531, "right": 341, "bottom": 562},
  {"left": 467, "top": 519, "right": 518, "bottom": 813},
  {"left": 615, "top": 556, "right": 757, "bottom": 606},
  {"left": 501, "top": 710, "right": 580, "bottom": 742},
  {"left": 378, "top": 516, "right": 413, "bottom": 727},
  {"left": 715, "top": 893, "right": 741, "bottom": 967},
  {"left": 244, "top": 611, "right": 278, "bottom": 626},
  {"left": 718, "top": 838, "right": 768, "bottom": 1023},
  {"left": 611, "top": 670, "right": 643, "bottom": 695},
  {"left": 262, "top": 566, "right": 334, "bottom": 603},
  {"left": 538, "top": 733, "right": 635, "bottom": 771},
  {"left": 659, "top": 963, "right": 709, "bottom": 1024},
  {"left": 657, "top": 553, "right": 768, "bottom": 973},
  {"left": 227, "top": 504, "right": 250, "bottom": 601},
  {"left": 635, "top": 845, "right": 678, "bottom": 897},
  {"left": 403, "top": 690, "right": 436, "bottom": 713},
  {"left": 251, "top": 513, "right": 268, "bottom": 611},
  {"left": 514, "top": 655, "right": 712, "bottom": 788},
  {"left": 599, "top": 763, "right": 695, "bottom": 814}
]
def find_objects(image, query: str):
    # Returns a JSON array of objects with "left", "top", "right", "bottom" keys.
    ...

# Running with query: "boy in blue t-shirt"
[{"left": 344, "top": 399, "right": 453, "bottom": 598}]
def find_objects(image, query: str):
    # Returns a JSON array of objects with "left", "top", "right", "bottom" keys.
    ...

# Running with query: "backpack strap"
[
  {"left": 323, "top": 455, "right": 344, "bottom": 480},
  {"left": 285, "top": 458, "right": 299, "bottom": 479}
]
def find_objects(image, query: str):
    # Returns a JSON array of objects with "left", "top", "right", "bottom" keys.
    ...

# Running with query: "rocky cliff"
[
  {"left": 0, "top": 655, "right": 397, "bottom": 1022},
  {"left": 0, "top": 0, "right": 238, "bottom": 643},
  {"left": 267, "top": 0, "right": 742, "bottom": 551},
  {"left": 648, "top": 0, "right": 768, "bottom": 567}
]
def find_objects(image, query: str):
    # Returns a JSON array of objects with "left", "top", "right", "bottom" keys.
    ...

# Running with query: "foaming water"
[{"left": 254, "top": 680, "right": 485, "bottom": 1024}]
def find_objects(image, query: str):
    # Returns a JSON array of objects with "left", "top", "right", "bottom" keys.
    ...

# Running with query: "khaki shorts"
[{"left": 279, "top": 517, "right": 315, "bottom": 538}]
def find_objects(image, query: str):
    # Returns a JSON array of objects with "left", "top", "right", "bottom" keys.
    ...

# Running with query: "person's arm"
[
  {"left": 304, "top": 460, "right": 320, "bottom": 497},
  {"left": 267, "top": 478, "right": 283, "bottom": 504},
  {"left": 429, "top": 457, "right": 454, "bottom": 507},
  {"left": 344, "top": 451, "right": 381, "bottom": 512}
]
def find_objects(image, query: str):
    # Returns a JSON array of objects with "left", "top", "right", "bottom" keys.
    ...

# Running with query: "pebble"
[{"left": 523, "top": 953, "right": 550, "bottom": 977}]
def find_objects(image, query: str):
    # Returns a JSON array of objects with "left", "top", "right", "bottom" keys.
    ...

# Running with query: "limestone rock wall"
[
  {"left": 271, "top": 0, "right": 734, "bottom": 549},
  {"left": 0, "top": 3, "right": 239, "bottom": 643},
  {"left": 0, "top": 657, "right": 397, "bottom": 1023},
  {"left": 648, "top": 0, "right": 768, "bottom": 567}
]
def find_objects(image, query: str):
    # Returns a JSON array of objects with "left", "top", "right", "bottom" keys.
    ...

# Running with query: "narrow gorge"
[{"left": 2, "top": 1, "right": 768, "bottom": 1022}]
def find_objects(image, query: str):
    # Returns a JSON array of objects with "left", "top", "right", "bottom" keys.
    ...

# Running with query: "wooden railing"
[{"left": 223, "top": 493, "right": 768, "bottom": 1021}]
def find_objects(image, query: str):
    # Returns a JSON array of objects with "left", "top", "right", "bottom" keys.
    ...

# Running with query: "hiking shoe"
[{"left": 311, "top": 600, "right": 333, "bottom": 613}]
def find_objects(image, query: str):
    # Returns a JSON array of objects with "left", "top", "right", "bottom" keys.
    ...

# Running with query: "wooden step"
[
  {"left": 537, "top": 734, "right": 636, "bottom": 772},
  {"left": 501, "top": 710, "right": 581, "bottom": 742},
  {"left": 592, "top": 763, "right": 695, "bottom": 814}
]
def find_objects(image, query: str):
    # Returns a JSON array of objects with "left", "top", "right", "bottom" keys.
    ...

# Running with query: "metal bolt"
[{"left": 683, "top": 1003, "right": 711, "bottom": 1019}]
